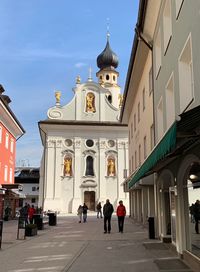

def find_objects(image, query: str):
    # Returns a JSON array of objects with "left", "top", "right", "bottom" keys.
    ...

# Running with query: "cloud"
[{"left": 74, "top": 62, "right": 87, "bottom": 68}]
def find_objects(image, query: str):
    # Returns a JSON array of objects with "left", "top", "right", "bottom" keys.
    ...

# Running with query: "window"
[
  {"left": 144, "top": 136, "right": 147, "bottom": 159},
  {"left": 86, "top": 139, "right": 94, "bottom": 147},
  {"left": 134, "top": 114, "right": 136, "bottom": 131},
  {"left": 4, "top": 165, "right": 8, "bottom": 182},
  {"left": 179, "top": 35, "right": 194, "bottom": 113},
  {"left": 150, "top": 124, "right": 155, "bottom": 150},
  {"left": 0, "top": 126, "right": 2, "bottom": 143},
  {"left": 175, "top": 0, "right": 184, "bottom": 19},
  {"left": 129, "top": 159, "right": 131, "bottom": 174},
  {"left": 32, "top": 187, "right": 36, "bottom": 191},
  {"left": 131, "top": 123, "right": 133, "bottom": 138},
  {"left": 106, "top": 75, "right": 109, "bottom": 80},
  {"left": 166, "top": 73, "right": 175, "bottom": 129},
  {"left": 31, "top": 198, "right": 36, "bottom": 203},
  {"left": 138, "top": 102, "right": 140, "bottom": 123},
  {"left": 131, "top": 155, "right": 134, "bottom": 172},
  {"left": 5, "top": 133, "right": 9, "bottom": 149},
  {"left": 113, "top": 75, "right": 116, "bottom": 81},
  {"left": 149, "top": 67, "right": 153, "bottom": 95},
  {"left": 139, "top": 145, "right": 141, "bottom": 166},
  {"left": 155, "top": 28, "right": 161, "bottom": 78},
  {"left": 9, "top": 168, "right": 13, "bottom": 183},
  {"left": 85, "top": 156, "right": 94, "bottom": 176},
  {"left": 10, "top": 138, "right": 14, "bottom": 153},
  {"left": 157, "top": 98, "right": 164, "bottom": 140},
  {"left": 135, "top": 151, "right": 137, "bottom": 169},
  {"left": 142, "top": 88, "right": 145, "bottom": 111},
  {"left": 163, "top": 0, "right": 172, "bottom": 54}
]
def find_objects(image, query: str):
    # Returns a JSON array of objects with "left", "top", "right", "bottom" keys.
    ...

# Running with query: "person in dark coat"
[
  {"left": 96, "top": 202, "right": 103, "bottom": 218},
  {"left": 103, "top": 199, "right": 114, "bottom": 233},
  {"left": 82, "top": 203, "right": 88, "bottom": 223},
  {"left": 193, "top": 199, "right": 200, "bottom": 234}
]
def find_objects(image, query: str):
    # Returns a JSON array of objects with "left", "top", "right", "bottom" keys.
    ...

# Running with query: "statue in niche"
[
  {"left": 63, "top": 156, "right": 72, "bottom": 176},
  {"left": 107, "top": 157, "right": 116, "bottom": 176},
  {"left": 86, "top": 92, "right": 96, "bottom": 113}
]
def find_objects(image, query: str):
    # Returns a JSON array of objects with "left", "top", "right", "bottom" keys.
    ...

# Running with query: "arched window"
[
  {"left": 106, "top": 74, "right": 109, "bottom": 80},
  {"left": 85, "top": 156, "right": 94, "bottom": 176},
  {"left": 107, "top": 95, "right": 112, "bottom": 104}
]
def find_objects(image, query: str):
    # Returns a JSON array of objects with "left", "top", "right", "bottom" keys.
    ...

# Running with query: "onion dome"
[{"left": 97, "top": 35, "right": 119, "bottom": 70}]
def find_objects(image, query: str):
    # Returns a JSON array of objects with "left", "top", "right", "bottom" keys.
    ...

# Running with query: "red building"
[{"left": 0, "top": 85, "right": 25, "bottom": 219}]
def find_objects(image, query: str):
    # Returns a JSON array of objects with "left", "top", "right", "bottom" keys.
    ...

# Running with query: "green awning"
[{"left": 129, "top": 122, "right": 177, "bottom": 189}]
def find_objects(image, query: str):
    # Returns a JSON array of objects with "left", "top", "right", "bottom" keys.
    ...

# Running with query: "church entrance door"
[{"left": 84, "top": 191, "right": 95, "bottom": 211}]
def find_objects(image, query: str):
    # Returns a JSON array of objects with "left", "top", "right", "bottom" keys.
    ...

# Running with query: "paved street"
[{"left": 0, "top": 214, "right": 194, "bottom": 272}]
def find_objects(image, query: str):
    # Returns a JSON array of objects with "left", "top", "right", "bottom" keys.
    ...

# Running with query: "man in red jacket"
[{"left": 116, "top": 200, "right": 126, "bottom": 233}]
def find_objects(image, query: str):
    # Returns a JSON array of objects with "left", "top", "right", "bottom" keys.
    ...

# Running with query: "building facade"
[
  {"left": 38, "top": 36, "right": 129, "bottom": 214},
  {"left": 122, "top": 0, "right": 200, "bottom": 270},
  {"left": 0, "top": 85, "right": 25, "bottom": 219}
]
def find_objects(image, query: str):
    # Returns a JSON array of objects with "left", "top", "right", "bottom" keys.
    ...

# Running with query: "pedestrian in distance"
[
  {"left": 193, "top": 199, "right": 200, "bottom": 234},
  {"left": 28, "top": 205, "right": 36, "bottom": 224},
  {"left": 96, "top": 202, "right": 103, "bottom": 218},
  {"left": 103, "top": 199, "right": 114, "bottom": 233},
  {"left": 82, "top": 203, "right": 88, "bottom": 223},
  {"left": 116, "top": 200, "right": 126, "bottom": 233},
  {"left": 77, "top": 205, "right": 83, "bottom": 223}
]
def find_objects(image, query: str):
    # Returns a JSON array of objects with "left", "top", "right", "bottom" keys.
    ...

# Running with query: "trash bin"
[
  {"left": 33, "top": 214, "right": 43, "bottom": 230},
  {"left": 48, "top": 212, "right": 57, "bottom": 226},
  {"left": 148, "top": 217, "right": 155, "bottom": 239}
]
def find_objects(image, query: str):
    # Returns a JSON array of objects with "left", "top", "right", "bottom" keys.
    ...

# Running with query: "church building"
[{"left": 38, "top": 35, "right": 129, "bottom": 213}]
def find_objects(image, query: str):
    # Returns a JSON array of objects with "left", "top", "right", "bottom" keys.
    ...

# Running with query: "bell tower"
[{"left": 96, "top": 33, "right": 121, "bottom": 108}]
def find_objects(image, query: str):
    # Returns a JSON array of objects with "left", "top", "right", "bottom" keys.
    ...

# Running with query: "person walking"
[
  {"left": 77, "top": 205, "right": 83, "bottom": 223},
  {"left": 116, "top": 200, "right": 126, "bottom": 233},
  {"left": 28, "top": 205, "right": 36, "bottom": 224},
  {"left": 193, "top": 199, "right": 200, "bottom": 234},
  {"left": 103, "top": 199, "right": 114, "bottom": 233},
  {"left": 82, "top": 203, "right": 88, "bottom": 223},
  {"left": 96, "top": 202, "right": 103, "bottom": 218}
]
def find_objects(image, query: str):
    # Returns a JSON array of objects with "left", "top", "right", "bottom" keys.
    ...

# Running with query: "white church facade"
[{"left": 38, "top": 35, "right": 129, "bottom": 213}]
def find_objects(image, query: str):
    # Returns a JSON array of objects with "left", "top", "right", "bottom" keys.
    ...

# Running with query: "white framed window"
[
  {"left": 178, "top": 35, "right": 194, "bottom": 113},
  {"left": 10, "top": 138, "right": 14, "bottom": 153},
  {"left": 5, "top": 133, "right": 9, "bottom": 149},
  {"left": 144, "top": 136, "right": 147, "bottom": 159},
  {"left": 134, "top": 151, "right": 137, "bottom": 169},
  {"left": 163, "top": 0, "right": 172, "bottom": 54},
  {"left": 9, "top": 168, "right": 13, "bottom": 183},
  {"left": 138, "top": 102, "right": 140, "bottom": 123},
  {"left": 0, "top": 126, "right": 2, "bottom": 143},
  {"left": 166, "top": 73, "right": 175, "bottom": 129},
  {"left": 142, "top": 88, "right": 145, "bottom": 111},
  {"left": 139, "top": 144, "right": 141, "bottom": 166},
  {"left": 131, "top": 122, "right": 133, "bottom": 138},
  {"left": 175, "top": 0, "right": 184, "bottom": 19},
  {"left": 150, "top": 124, "right": 155, "bottom": 150},
  {"left": 155, "top": 28, "right": 162, "bottom": 78},
  {"left": 134, "top": 114, "right": 136, "bottom": 131},
  {"left": 4, "top": 165, "right": 8, "bottom": 182},
  {"left": 157, "top": 97, "right": 164, "bottom": 140},
  {"left": 149, "top": 67, "right": 153, "bottom": 95}
]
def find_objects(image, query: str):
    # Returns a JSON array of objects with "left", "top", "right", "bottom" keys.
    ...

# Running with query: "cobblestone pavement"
[{"left": 0, "top": 214, "right": 194, "bottom": 272}]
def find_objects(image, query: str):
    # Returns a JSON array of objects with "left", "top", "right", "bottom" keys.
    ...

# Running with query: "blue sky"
[{"left": 0, "top": 0, "right": 139, "bottom": 167}]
